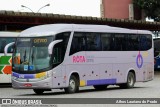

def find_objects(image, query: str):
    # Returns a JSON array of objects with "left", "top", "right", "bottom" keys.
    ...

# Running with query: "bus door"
[
  {"left": 51, "top": 32, "right": 70, "bottom": 88},
  {"left": 51, "top": 47, "right": 64, "bottom": 88}
]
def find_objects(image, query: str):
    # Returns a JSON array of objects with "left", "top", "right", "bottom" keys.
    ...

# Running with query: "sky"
[{"left": 0, "top": 0, "right": 101, "bottom": 17}]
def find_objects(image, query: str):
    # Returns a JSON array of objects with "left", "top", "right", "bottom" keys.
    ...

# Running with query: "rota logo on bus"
[
  {"left": 73, "top": 56, "right": 86, "bottom": 63},
  {"left": 136, "top": 52, "right": 143, "bottom": 68}
]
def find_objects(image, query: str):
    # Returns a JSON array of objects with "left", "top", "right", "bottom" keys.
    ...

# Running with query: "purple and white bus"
[{"left": 5, "top": 24, "right": 154, "bottom": 94}]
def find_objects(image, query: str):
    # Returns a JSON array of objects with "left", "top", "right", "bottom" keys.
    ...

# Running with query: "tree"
[{"left": 133, "top": 0, "right": 160, "bottom": 21}]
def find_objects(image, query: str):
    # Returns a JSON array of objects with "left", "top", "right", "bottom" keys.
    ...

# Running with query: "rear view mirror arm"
[{"left": 4, "top": 42, "right": 15, "bottom": 56}]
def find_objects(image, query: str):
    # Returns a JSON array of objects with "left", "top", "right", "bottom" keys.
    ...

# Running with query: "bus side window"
[
  {"left": 0, "top": 40, "right": 6, "bottom": 53},
  {"left": 101, "top": 33, "right": 111, "bottom": 51},
  {"left": 52, "top": 48, "right": 61, "bottom": 63},
  {"left": 70, "top": 32, "right": 86, "bottom": 55},
  {"left": 113, "top": 34, "right": 126, "bottom": 51},
  {"left": 0, "top": 38, "right": 16, "bottom": 53},
  {"left": 139, "top": 34, "right": 152, "bottom": 51},
  {"left": 86, "top": 33, "right": 101, "bottom": 51},
  {"left": 128, "top": 35, "right": 139, "bottom": 51}
]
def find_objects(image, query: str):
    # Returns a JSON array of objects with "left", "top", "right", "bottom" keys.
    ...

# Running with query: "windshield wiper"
[
  {"left": 23, "top": 50, "right": 26, "bottom": 62},
  {"left": 31, "top": 48, "right": 34, "bottom": 64}
]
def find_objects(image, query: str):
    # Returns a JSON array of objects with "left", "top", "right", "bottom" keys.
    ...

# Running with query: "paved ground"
[{"left": 0, "top": 72, "right": 160, "bottom": 107}]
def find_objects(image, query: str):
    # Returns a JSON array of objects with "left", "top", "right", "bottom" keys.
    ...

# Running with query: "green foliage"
[{"left": 133, "top": 0, "right": 160, "bottom": 21}]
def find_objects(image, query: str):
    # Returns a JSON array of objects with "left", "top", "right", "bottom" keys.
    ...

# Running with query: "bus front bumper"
[{"left": 12, "top": 77, "right": 52, "bottom": 89}]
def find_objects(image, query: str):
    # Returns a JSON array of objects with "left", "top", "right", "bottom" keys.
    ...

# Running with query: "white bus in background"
[
  {"left": 0, "top": 32, "right": 19, "bottom": 83},
  {"left": 5, "top": 24, "right": 154, "bottom": 94}
]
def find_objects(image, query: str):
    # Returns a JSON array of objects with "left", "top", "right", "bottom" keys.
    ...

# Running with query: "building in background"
[{"left": 100, "top": 0, "right": 145, "bottom": 20}]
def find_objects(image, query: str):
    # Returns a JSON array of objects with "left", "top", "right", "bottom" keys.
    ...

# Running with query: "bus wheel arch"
[
  {"left": 64, "top": 72, "right": 80, "bottom": 93},
  {"left": 33, "top": 89, "right": 44, "bottom": 95},
  {"left": 93, "top": 85, "right": 108, "bottom": 90},
  {"left": 120, "top": 70, "right": 136, "bottom": 89}
]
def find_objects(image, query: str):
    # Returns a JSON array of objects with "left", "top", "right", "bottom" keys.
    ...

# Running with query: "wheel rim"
[
  {"left": 128, "top": 74, "right": 134, "bottom": 86},
  {"left": 69, "top": 79, "right": 76, "bottom": 90}
]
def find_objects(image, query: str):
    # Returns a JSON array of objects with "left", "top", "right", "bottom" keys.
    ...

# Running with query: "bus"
[
  {"left": 154, "top": 38, "right": 160, "bottom": 70},
  {"left": 5, "top": 24, "right": 154, "bottom": 94},
  {"left": 0, "top": 32, "right": 19, "bottom": 83}
]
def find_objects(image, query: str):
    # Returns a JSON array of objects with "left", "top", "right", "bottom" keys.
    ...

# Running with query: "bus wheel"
[
  {"left": 33, "top": 89, "right": 44, "bottom": 95},
  {"left": 93, "top": 85, "right": 108, "bottom": 90},
  {"left": 120, "top": 72, "right": 135, "bottom": 89},
  {"left": 64, "top": 75, "right": 79, "bottom": 93}
]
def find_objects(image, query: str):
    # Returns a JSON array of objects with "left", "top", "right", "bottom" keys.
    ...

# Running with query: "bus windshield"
[{"left": 13, "top": 36, "right": 53, "bottom": 73}]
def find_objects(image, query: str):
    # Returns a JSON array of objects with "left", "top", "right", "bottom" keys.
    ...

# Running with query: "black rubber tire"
[
  {"left": 64, "top": 75, "right": 79, "bottom": 93},
  {"left": 93, "top": 85, "right": 108, "bottom": 90},
  {"left": 120, "top": 72, "right": 135, "bottom": 89},
  {"left": 33, "top": 89, "right": 44, "bottom": 95}
]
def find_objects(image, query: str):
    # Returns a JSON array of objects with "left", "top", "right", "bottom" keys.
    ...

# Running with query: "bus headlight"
[{"left": 35, "top": 72, "right": 51, "bottom": 80}]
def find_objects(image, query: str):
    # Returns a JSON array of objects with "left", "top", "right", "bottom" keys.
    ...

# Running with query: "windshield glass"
[{"left": 13, "top": 36, "right": 53, "bottom": 73}]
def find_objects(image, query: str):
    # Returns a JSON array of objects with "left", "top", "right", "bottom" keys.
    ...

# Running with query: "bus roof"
[
  {"left": 20, "top": 24, "right": 152, "bottom": 37},
  {"left": 0, "top": 31, "right": 19, "bottom": 37}
]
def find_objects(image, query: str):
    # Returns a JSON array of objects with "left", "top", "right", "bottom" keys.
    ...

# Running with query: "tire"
[
  {"left": 93, "top": 85, "right": 108, "bottom": 90},
  {"left": 33, "top": 89, "right": 44, "bottom": 95},
  {"left": 64, "top": 75, "right": 79, "bottom": 93},
  {"left": 120, "top": 72, "right": 135, "bottom": 89}
]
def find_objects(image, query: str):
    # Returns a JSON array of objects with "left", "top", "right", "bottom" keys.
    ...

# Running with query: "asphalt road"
[{"left": 0, "top": 72, "right": 160, "bottom": 107}]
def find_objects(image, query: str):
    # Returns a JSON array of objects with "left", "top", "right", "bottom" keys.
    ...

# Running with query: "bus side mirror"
[
  {"left": 4, "top": 42, "right": 15, "bottom": 56},
  {"left": 48, "top": 40, "right": 63, "bottom": 55}
]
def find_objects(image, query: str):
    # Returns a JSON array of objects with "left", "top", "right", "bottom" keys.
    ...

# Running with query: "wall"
[{"left": 102, "top": 0, "right": 132, "bottom": 19}]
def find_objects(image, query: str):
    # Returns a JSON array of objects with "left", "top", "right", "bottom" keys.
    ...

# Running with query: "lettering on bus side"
[
  {"left": 73, "top": 56, "right": 86, "bottom": 63},
  {"left": 34, "top": 39, "right": 47, "bottom": 43}
]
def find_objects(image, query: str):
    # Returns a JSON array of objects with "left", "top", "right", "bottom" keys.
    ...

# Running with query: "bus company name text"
[{"left": 73, "top": 56, "right": 94, "bottom": 63}]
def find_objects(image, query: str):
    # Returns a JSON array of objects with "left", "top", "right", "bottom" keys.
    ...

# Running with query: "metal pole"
[
  {"left": 21, "top": 5, "right": 34, "bottom": 13},
  {"left": 37, "top": 4, "right": 50, "bottom": 13}
]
